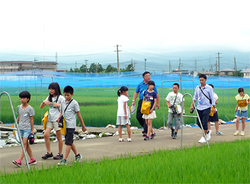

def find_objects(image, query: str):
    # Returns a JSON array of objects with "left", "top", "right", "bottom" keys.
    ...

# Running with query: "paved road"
[{"left": 0, "top": 122, "right": 249, "bottom": 173}]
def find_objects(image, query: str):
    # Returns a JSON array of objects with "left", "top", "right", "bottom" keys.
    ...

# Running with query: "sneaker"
[
  {"left": 58, "top": 159, "right": 67, "bottom": 166},
  {"left": 42, "top": 152, "right": 53, "bottom": 159},
  {"left": 172, "top": 132, "right": 177, "bottom": 139},
  {"left": 127, "top": 138, "right": 131, "bottom": 142},
  {"left": 119, "top": 138, "right": 124, "bottom": 142},
  {"left": 234, "top": 131, "right": 239, "bottom": 136},
  {"left": 144, "top": 135, "right": 150, "bottom": 141},
  {"left": 28, "top": 158, "right": 37, "bottom": 165},
  {"left": 216, "top": 131, "right": 223, "bottom": 135},
  {"left": 171, "top": 129, "right": 175, "bottom": 138},
  {"left": 143, "top": 133, "right": 147, "bottom": 137},
  {"left": 240, "top": 132, "right": 245, "bottom": 136},
  {"left": 151, "top": 132, "right": 156, "bottom": 139},
  {"left": 74, "top": 154, "right": 82, "bottom": 163},
  {"left": 206, "top": 131, "right": 211, "bottom": 140},
  {"left": 53, "top": 153, "right": 63, "bottom": 160},
  {"left": 12, "top": 159, "right": 21, "bottom": 167},
  {"left": 198, "top": 136, "right": 206, "bottom": 143}
]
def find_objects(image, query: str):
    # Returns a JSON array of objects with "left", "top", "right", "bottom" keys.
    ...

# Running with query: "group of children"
[
  {"left": 13, "top": 83, "right": 87, "bottom": 167},
  {"left": 12, "top": 78, "right": 249, "bottom": 167}
]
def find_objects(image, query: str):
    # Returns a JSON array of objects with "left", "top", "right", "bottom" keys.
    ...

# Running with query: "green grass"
[
  {"left": 0, "top": 87, "right": 249, "bottom": 127},
  {"left": 1, "top": 139, "right": 249, "bottom": 183}
]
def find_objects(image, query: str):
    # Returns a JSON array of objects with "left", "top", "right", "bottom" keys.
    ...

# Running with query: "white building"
[{"left": 243, "top": 68, "right": 250, "bottom": 78}]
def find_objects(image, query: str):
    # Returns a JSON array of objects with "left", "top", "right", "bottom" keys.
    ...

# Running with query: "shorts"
[
  {"left": 167, "top": 113, "right": 181, "bottom": 130},
  {"left": 46, "top": 121, "right": 60, "bottom": 131},
  {"left": 208, "top": 111, "right": 219, "bottom": 122},
  {"left": 116, "top": 116, "right": 131, "bottom": 126},
  {"left": 65, "top": 128, "right": 75, "bottom": 146},
  {"left": 19, "top": 129, "right": 31, "bottom": 138},
  {"left": 142, "top": 110, "right": 157, "bottom": 119},
  {"left": 235, "top": 110, "right": 248, "bottom": 119},
  {"left": 197, "top": 108, "right": 210, "bottom": 130}
]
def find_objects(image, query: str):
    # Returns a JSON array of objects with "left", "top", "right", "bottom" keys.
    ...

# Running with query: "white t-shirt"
[
  {"left": 165, "top": 92, "right": 184, "bottom": 113},
  {"left": 117, "top": 95, "right": 129, "bottom": 116},
  {"left": 213, "top": 92, "right": 218, "bottom": 111},
  {"left": 45, "top": 95, "right": 65, "bottom": 122}
]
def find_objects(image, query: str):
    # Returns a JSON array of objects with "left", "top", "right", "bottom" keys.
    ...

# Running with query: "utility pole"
[
  {"left": 55, "top": 52, "right": 57, "bottom": 63},
  {"left": 75, "top": 61, "right": 77, "bottom": 68},
  {"left": 114, "top": 44, "right": 122, "bottom": 73},
  {"left": 234, "top": 57, "right": 237, "bottom": 71},
  {"left": 178, "top": 58, "right": 181, "bottom": 70},
  {"left": 216, "top": 52, "right": 222, "bottom": 71},
  {"left": 169, "top": 60, "right": 171, "bottom": 73},
  {"left": 195, "top": 58, "right": 197, "bottom": 71},
  {"left": 85, "top": 59, "right": 88, "bottom": 73},
  {"left": 215, "top": 60, "right": 218, "bottom": 72},
  {"left": 144, "top": 58, "right": 147, "bottom": 71}
]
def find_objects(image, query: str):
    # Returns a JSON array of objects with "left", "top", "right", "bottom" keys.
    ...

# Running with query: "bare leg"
[
  {"left": 44, "top": 128, "right": 52, "bottom": 154},
  {"left": 147, "top": 119, "right": 152, "bottom": 136},
  {"left": 71, "top": 143, "right": 78, "bottom": 155},
  {"left": 236, "top": 117, "right": 240, "bottom": 131},
  {"left": 56, "top": 130, "right": 63, "bottom": 154},
  {"left": 19, "top": 137, "right": 28, "bottom": 160},
  {"left": 126, "top": 124, "right": 131, "bottom": 138},
  {"left": 215, "top": 121, "right": 219, "bottom": 132},
  {"left": 26, "top": 142, "right": 34, "bottom": 159},
  {"left": 118, "top": 125, "right": 122, "bottom": 138},
  {"left": 242, "top": 118, "right": 245, "bottom": 132},
  {"left": 63, "top": 145, "right": 72, "bottom": 160}
]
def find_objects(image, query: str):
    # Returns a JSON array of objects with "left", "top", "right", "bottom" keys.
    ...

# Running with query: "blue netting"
[{"left": 0, "top": 70, "right": 249, "bottom": 89}]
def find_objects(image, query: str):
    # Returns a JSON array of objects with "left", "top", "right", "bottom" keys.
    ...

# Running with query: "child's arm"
[
  {"left": 56, "top": 112, "right": 63, "bottom": 123},
  {"left": 166, "top": 101, "right": 171, "bottom": 108},
  {"left": 40, "top": 100, "right": 51, "bottom": 108},
  {"left": 235, "top": 104, "right": 238, "bottom": 112},
  {"left": 123, "top": 101, "right": 127, "bottom": 119},
  {"left": 16, "top": 116, "right": 19, "bottom": 123},
  {"left": 30, "top": 116, "right": 34, "bottom": 134},
  {"left": 150, "top": 98, "right": 157, "bottom": 113},
  {"left": 77, "top": 111, "right": 87, "bottom": 132}
]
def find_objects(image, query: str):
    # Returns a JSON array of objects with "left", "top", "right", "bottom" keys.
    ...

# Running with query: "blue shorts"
[
  {"left": 235, "top": 110, "right": 248, "bottom": 118},
  {"left": 19, "top": 129, "right": 31, "bottom": 138}
]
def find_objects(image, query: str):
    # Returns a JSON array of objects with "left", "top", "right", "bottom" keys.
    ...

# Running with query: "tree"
[
  {"left": 233, "top": 70, "right": 243, "bottom": 77},
  {"left": 80, "top": 64, "right": 88, "bottom": 73},
  {"left": 105, "top": 64, "right": 117, "bottom": 73},
  {"left": 88, "top": 63, "right": 104, "bottom": 73}
]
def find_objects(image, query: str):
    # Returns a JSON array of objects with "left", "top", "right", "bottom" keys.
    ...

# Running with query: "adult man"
[
  {"left": 132, "top": 71, "right": 160, "bottom": 136},
  {"left": 190, "top": 74, "right": 216, "bottom": 143}
]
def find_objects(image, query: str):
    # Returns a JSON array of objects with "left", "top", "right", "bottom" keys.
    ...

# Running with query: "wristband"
[{"left": 133, "top": 100, "right": 135, "bottom": 102}]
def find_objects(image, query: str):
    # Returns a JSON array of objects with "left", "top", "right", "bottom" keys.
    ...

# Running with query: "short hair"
[
  {"left": 208, "top": 84, "right": 214, "bottom": 88},
  {"left": 19, "top": 91, "right": 31, "bottom": 103},
  {"left": 199, "top": 74, "right": 207, "bottom": 79},
  {"left": 64, "top": 85, "right": 74, "bottom": 94},
  {"left": 238, "top": 87, "right": 244, "bottom": 93},
  {"left": 173, "top": 83, "right": 179, "bottom": 88},
  {"left": 142, "top": 71, "right": 150, "bottom": 77},
  {"left": 148, "top": 80, "right": 155, "bottom": 86}
]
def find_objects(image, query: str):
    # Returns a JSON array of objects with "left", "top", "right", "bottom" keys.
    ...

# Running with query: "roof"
[{"left": 220, "top": 68, "right": 235, "bottom": 72}]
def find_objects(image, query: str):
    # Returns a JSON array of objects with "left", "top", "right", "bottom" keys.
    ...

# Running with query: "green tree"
[
  {"left": 233, "top": 70, "right": 243, "bottom": 77},
  {"left": 89, "top": 63, "right": 104, "bottom": 73},
  {"left": 80, "top": 64, "right": 88, "bottom": 73},
  {"left": 105, "top": 64, "right": 117, "bottom": 73}
]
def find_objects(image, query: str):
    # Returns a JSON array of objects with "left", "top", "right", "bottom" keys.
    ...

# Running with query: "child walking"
[
  {"left": 57, "top": 85, "right": 87, "bottom": 166},
  {"left": 142, "top": 80, "right": 157, "bottom": 141},
  {"left": 234, "top": 87, "right": 250, "bottom": 136},
  {"left": 40, "top": 82, "right": 65, "bottom": 160},
  {"left": 12, "top": 91, "right": 36, "bottom": 167},
  {"left": 207, "top": 84, "right": 223, "bottom": 136},
  {"left": 116, "top": 86, "right": 131, "bottom": 142},
  {"left": 166, "top": 83, "right": 184, "bottom": 139}
]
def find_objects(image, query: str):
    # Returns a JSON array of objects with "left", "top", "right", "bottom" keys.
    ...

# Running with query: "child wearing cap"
[{"left": 12, "top": 91, "right": 37, "bottom": 167}]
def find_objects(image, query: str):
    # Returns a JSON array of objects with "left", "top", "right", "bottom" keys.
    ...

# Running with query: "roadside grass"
[
  {"left": 0, "top": 139, "right": 249, "bottom": 183},
  {"left": 0, "top": 87, "right": 249, "bottom": 127}
]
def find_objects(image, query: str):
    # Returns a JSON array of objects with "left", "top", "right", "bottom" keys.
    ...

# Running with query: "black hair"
[
  {"left": 147, "top": 80, "right": 155, "bottom": 86},
  {"left": 64, "top": 85, "right": 74, "bottom": 94},
  {"left": 199, "top": 74, "right": 207, "bottom": 79},
  {"left": 117, "top": 86, "right": 128, "bottom": 96},
  {"left": 48, "top": 82, "right": 62, "bottom": 102},
  {"left": 19, "top": 91, "right": 31, "bottom": 103},
  {"left": 142, "top": 71, "right": 150, "bottom": 77},
  {"left": 238, "top": 87, "right": 244, "bottom": 93},
  {"left": 173, "top": 83, "right": 179, "bottom": 88},
  {"left": 208, "top": 84, "right": 214, "bottom": 88}
]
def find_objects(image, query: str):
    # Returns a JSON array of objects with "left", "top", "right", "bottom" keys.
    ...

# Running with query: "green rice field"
[
  {"left": 1, "top": 139, "right": 249, "bottom": 183},
  {"left": 0, "top": 87, "right": 249, "bottom": 128}
]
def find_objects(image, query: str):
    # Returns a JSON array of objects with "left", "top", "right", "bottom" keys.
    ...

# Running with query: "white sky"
[{"left": 0, "top": 0, "right": 250, "bottom": 56}]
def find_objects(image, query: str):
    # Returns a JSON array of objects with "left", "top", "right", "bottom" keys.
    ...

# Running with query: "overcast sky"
[{"left": 0, "top": 0, "right": 249, "bottom": 58}]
